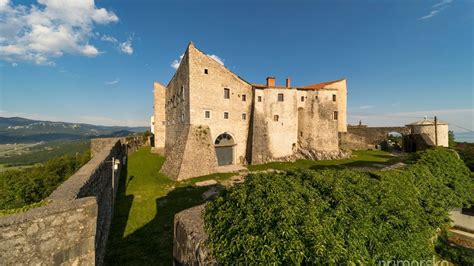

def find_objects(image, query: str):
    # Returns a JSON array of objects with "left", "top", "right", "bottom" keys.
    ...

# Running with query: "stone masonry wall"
[
  {"left": 340, "top": 126, "right": 411, "bottom": 150},
  {"left": 0, "top": 138, "right": 127, "bottom": 265}
]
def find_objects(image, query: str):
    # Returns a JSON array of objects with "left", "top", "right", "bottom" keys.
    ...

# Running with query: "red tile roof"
[{"left": 300, "top": 78, "right": 345, "bottom": 90}]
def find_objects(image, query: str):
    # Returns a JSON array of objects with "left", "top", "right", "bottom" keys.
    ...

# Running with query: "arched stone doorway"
[{"left": 215, "top": 133, "right": 235, "bottom": 166}]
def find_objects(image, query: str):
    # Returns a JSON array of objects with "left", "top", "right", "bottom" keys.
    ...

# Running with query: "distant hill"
[{"left": 0, "top": 117, "right": 148, "bottom": 144}]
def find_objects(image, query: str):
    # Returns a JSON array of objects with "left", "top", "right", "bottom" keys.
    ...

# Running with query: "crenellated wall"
[{"left": 0, "top": 137, "right": 141, "bottom": 265}]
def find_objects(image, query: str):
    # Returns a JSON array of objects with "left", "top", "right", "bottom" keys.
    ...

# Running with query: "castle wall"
[
  {"left": 0, "top": 139, "right": 128, "bottom": 265},
  {"left": 251, "top": 88, "right": 298, "bottom": 163},
  {"left": 323, "top": 79, "right": 347, "bottom": 133},
  {"left": 153, "top": 82, "right": 166, "bottom": 153},
  {"left": 187, "top": 43, "right": 252, "bottom": 165},
  {"left": 409, "top": 124, "right": 448, "bottom": 147},
  {"left": 297, "top": 89, "right": 339, "bottom": 152}
]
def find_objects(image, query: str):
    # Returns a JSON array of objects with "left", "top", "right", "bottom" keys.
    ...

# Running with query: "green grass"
[
  {"left": 105, "top": 148, "right": 405, "bottom": 265},
  {"left": 105, "top": 147, "right": 233, "bottom": 265},
  {"left": 247, "top": 150, "right": 404, "bottom": 172}
]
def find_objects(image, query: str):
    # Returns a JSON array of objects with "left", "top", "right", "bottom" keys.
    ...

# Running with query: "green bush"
[
  {"left": 204, "top": 148, "right": 474, "bottom": 264},
  {"left": 0, "top": 150, "right": 90, "bottom": 210}
]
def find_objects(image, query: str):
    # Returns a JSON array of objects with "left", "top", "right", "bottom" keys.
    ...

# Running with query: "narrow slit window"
[
  {"left": 301, "top": 96, "right": 305, "bottom": 102},
  {"left": 332, "top": 94, "right": 336, "bottom": 102},
  {"left": 224, "top": 88, "right": 230, "bottom": 99},
  {"left": 258, "top": 96, "right": 262, "bottom": 102},
  {"left": 333, "top": 111, "right": 338, "bottom": 121},
  {"left": 242, "top": 94, "right": 246, "bottom": 101},
  {"left": 224, "top": 112, "right": 229, "bottom": 119}
]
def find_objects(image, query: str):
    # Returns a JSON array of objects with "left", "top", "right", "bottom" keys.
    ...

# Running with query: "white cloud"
[
  {"left": 419, "top": 0, "right": 453, "bottom": 20},
  {"left": 101, "top": 34, "right": 118, "bottom": 43},
  {"left": 11, "top": 62, "right": 17, "bottom": 67},
  {"left": 105, "top": 78, "right": 119, "bottom": 85},
  {"left": 170, "top": 53, "right": 225, "bottom": 70},
  {"left": 120, "top": 38, "right": 133, "bottom": 55},
  {"left": 171, "top": 54, "right": 184, "bottom": 69},
  {"left": 0, "top": 0, "right": 118, "bottom": 65},
  {"left": 208, "top": 54, "right": 224, "bottom": 65}
]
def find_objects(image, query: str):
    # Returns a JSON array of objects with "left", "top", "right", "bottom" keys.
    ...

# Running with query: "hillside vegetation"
[
  {"left": 204, "top": 148, "right": 474, "bottom": 264},
  {"left": 0, "top": 151, "right": 91, "bottom": 211}
]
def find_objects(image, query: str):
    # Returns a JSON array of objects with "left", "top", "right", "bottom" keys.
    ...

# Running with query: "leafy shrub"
[
  {"left": 204, "top": 148, "right": 474, "bottom": 264},
  {"left": 0, "top": 150, "right": 90, "bottom": 210}
]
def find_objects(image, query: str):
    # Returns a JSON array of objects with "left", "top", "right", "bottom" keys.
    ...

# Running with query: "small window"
[
  {"left": 301, "top": 96, "right": 305, "bottom": 102},
  {"left": 333, "top": 111, "right": 338, "bottom": 121},
  {"left": 278, "top": 93, "right": 284, "bottom": 102},
  {"left": 315, "top": 95, "right": 318, "bottom": 100},
  {"left": 258, "top": 96, "right": 262, "bottom": 102},
  {"left": 181, "top": 85, "right": 185, "bottom": 99},
  {"left": 242, "top": 94, "right": 246, "bottom": 102},
  {"left": 332, "top": 94, "right": 336, "bottom": 102},
  {"left": 224, "top": 112, "right": 229, "bottom": 119},
  {"left": 274, "top": 115, "right": 279, "bottom": 121},
  {"left": 242, "top": 113, "right": 247, "bottom": 120},
  {"left": 205, "top": 110, "right": 211, "bottom": 119},
  {"left": 181, "top": 113, "right": 185, "bottom": 122},
  {"left": 204, "top": 69, "right": 208, "bottom": 74},
  {"left": 300, "top": 131, "right": 303, "bottom": 137},
  {"left": 224, "top": 88, "right": 230, "bottom": 99}
]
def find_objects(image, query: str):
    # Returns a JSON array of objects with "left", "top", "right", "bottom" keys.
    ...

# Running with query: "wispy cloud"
[
  {"left": 105, "top": 78, "right": 119, "bottom": 85},
  {"left": 358, "top": 105, "right": 374, "bottom": 110},
  {"left": 419, "top": 0, "right": 453, "bottom": 20},
  {"left": 100, "top": 34, "right": 133, "bottom": 55}
]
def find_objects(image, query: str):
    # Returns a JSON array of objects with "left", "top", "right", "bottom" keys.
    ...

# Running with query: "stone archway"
[{"left": 214, "top": 133, "right": 235, "bottom": 166}]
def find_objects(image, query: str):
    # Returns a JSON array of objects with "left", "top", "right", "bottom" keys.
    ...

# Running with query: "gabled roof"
[{"left": 300, "top": 78, "right": 346, "bottom": 90}]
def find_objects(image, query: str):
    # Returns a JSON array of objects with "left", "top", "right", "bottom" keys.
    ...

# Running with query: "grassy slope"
[
  {"left": 105, "top": 147, "right": 233, "bottom": 265},
  {"left": 105, "top": 147, "right": 402, "bottom": 265},
  {"left": 247, "top": 150, "right": 404, "bottom": 171}
]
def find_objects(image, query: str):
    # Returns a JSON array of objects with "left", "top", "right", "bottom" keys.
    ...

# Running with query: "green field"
[
  {"left": 0, "top": 140, "right": 89, "bottom": 169},
  {"left": 105, "top": 147, "right": 404, "bottom": 265}
]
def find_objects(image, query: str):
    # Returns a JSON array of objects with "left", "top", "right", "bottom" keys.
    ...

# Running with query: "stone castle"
[{"left": 153, "top": 42, "right": 348, "bottom": 180}]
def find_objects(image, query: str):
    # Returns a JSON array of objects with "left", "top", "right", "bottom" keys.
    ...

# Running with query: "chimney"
[
  {"left": 286, "top": 78, "right": 291, "bottom": 88},
  {"left": 266, "top": 76, "right": 275, "bottom": 87}
]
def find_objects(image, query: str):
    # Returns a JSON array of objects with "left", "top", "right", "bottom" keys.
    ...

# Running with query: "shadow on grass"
[{"left": 105, "top": 168, "right": 224, "bottom": 265}]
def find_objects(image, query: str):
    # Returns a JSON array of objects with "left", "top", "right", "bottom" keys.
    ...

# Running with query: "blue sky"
[{"left": 0, "top": 0, "right": 472, "bottom": 132}]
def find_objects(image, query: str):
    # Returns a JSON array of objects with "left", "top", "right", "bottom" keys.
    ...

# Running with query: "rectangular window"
[
  {"left": 333, "top": 111, "right": 338, "bottom": 121},
  {"left": 278, "top": 93, "right": 284, "bottom": 102},
  {"left": 242, "top": 113, "right": 246, "bottom": 120},
  {"left": 204, "top": 68, "right": 208, "bottom": 74},
  {"left": 181, "top": 85, "right": 185, "bottom": 99},
  {"left": 274, "top": 115, "right": 279, "bottom": 121},
  {"left": 224, "top": 112, "right": 229, "bottom": 119},
  {"left": 301, "top": 96, "right": 305, "bottom": 102},
  {"left": 242, "top": 94, "right": 246, "bottom": 101},
  {"left": 181, "top": 113, "right": 185, "bottom": 122},
  {"left": 258, "top": 96, "right": 262, "bottom": 102},
  {"left": 224, "top": 88, "right": 230, "bottom": 99},
  {"left": 332, "top": 94, "right": 336, "bottom": 102},
  {"left": 205, "top": 110, "right": 211, "bottom": 119}
]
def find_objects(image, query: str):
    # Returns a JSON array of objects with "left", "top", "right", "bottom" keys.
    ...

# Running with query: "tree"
[{"left": 448, "top": 130, "right": 456, "bottom": 147}]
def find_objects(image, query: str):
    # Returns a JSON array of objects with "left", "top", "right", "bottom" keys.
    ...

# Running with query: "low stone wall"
[
  {"left": 0, "top": 138, "right": 126, "bottom": 265},
  {"left": 340, "top": 126, "right": 411, "bottom": 150},
  {"left": 173, "top": 204, "right": 217, "bottom": 265}
]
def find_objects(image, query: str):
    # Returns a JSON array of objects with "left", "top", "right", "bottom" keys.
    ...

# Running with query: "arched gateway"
[{"left": 214, "top": 133, "right": 235, "bottom": 166}]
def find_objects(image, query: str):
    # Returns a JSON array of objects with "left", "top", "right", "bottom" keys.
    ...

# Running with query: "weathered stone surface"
[
  {"left": 173, "top": 204, "right": 217, "bottom": 265},
  {"left": 195, "top": 179, "right": 218, "bottom": 187}
]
